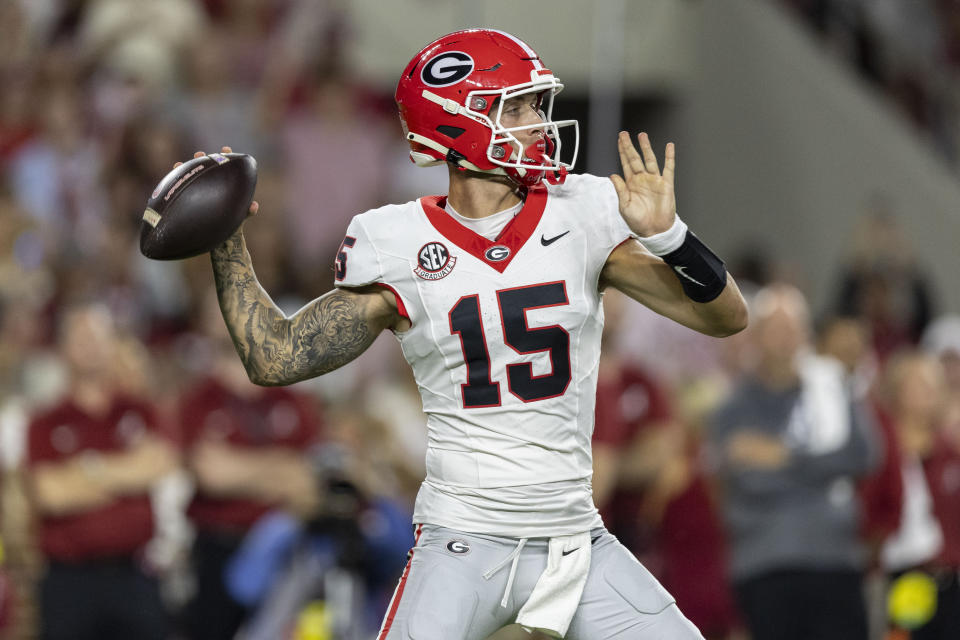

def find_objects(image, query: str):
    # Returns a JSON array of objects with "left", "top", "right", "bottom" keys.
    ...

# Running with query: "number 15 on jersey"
[{"left": 449, "top": 281, "right": 571, "bottom": 408}]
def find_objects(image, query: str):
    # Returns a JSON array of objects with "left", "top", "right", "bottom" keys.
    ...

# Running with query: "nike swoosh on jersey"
[
  {"left": 561, "top": 547, "right": 580, "bottom": 556},
  {"left": 541, "top": 230, "right": 571, "bottom": 246}
]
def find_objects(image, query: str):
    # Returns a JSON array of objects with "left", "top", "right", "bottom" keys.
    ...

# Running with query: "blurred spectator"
[
  {"left": 108, "top": 109, "right": 191, "bottom": 226},
  {"left": 175, "top": 26, "right": 268, "bottom": 162},
  {"left": 225, "top": 440, "right": 414, "bottom": 640},
  {"left": 871, "top": 351, "right": 960, "bottom": 638},
  {"left": 202, "top": 0, "right": 284, "bottom": 87},
  {"left": 357, "top": 346, "right": 428, "bottom": 489},
  {"left": 0, "top": 198, "right": 57, "bottom": 401},
  {"left": 922, "top": 315, "right": 960, "bottom": 449},
  {"left": 178, "top": 295, "right": 322, "bottom": 640},
  {"left": 833, "top": 201, "right": 936, "bottom": 361},
  {"left": 708, "top": 283, "right": 877, "bottom": 640},
  {"left": 0, "top": 554, "right": 13, "bottom": 636},
  {"left": 276, "top": 63, "right": 393, "bottom": 293},
  {"left": 25, "top": 303, "right": 178, "bottom": 640},
  {"left": 0, "top": 71, "right": 37, "bottom": 170},
  {"left": 593, "top": 290, "right": 687, "bottom": 557},
  {"left": 8, "top": 87, "right": 110, "bottom": 260},
  {"left": 816, "top": 314, "right": 877, "bottom": 397},
  {"left": 593, "top": 290, "right": 740, "bottom": 639},
  {"left": 781, "top": 0, "right": 960, "bottom": 167},
  {"left": 104, "top": 111, "right": 195, "bottom": 332},
  {"left": 76, "top": 0, "right": 206, "bottom": 95}
]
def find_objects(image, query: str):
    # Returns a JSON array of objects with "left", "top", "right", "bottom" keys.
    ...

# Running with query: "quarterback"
[{"left": 203, "top": 29, "right": 747, "bottom": 640}]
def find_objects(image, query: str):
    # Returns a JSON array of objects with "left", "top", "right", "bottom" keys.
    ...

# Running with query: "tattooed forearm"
[{"left": 210, "top": 231, "right": 388, "bottom": 385}]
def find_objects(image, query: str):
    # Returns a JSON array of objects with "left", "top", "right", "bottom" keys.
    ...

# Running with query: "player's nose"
[
  {"left": 517, "top": 108, "right": 545, "bottom": 140},
  {"left": 521, "top": 104, "right": 545, "bottom": 127}
]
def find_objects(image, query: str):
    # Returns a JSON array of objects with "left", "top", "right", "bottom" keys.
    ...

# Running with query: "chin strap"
[
  {"left": 406, "top": 131, "right": 510, "bottom": 177},
  {"left": 544, "top": 165, "right": 567, "bottom": 185}
]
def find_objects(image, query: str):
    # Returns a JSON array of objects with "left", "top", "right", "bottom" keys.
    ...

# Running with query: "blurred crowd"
[
  {"left": 0, "top": 1, "right": 959, "bottom": 640},
  {"left": 782, "top": 0, "right": 960, "bottom": 168}
]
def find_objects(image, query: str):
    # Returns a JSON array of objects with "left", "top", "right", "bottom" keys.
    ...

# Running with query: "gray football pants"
[{"left": 377, "top": 524, "right": 705, "bottom": 640}]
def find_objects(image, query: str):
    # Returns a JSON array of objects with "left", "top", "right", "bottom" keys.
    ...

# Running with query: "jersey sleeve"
[
  {"left": 333, "top": 214, "right": 383, "bottom": 288},
  {"left": 592, "top": 175, "right": 635, "bottom": 255},
  {"left": 558, "top": 174, "right": 635, "bottom": 275}
]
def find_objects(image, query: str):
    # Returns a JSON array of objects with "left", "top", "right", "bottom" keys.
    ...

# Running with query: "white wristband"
[{"left": 637, "top": 215, "right": 688, "bottom": 256}]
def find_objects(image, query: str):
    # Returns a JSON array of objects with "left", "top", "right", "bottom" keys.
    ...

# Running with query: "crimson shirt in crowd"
[
  {"left": 178, "top": 378, "right": 320, "bottom": 533},
  {"left": 593, "top": 363, "right": 672, "bottom": 554},
  {"left": 859, "top": 406, "right": 905, "bottom": 547},
  {"left": 860, "top": 406, "right": 960, "bottom": 569},
  {"left": 925, "top": 439, "right": 960, "bottom": 568},
  {"left": 592, "top": 363, "right": 738, "bottom": 635},
  {"left": 27, "top": 396, "right": 161, "bottom": 562}
]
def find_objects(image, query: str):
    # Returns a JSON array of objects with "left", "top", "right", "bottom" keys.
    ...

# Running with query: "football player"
[{"left": 199, "top": 28, "right": 747, "bottom": 640}]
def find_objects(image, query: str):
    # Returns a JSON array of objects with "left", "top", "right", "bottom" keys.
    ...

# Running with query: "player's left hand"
[{"left": 610, "top": 132, "right": 676, "bottom": 237}]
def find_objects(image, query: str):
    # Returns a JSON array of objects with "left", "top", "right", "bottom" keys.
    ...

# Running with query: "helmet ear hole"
[{"left": 436, "top": 125, "right": 466, "bottom": 139}]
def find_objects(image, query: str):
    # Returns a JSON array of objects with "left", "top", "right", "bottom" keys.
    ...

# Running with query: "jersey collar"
[{"left": 418, "top": 187, "right": 548, "bottom": 273}]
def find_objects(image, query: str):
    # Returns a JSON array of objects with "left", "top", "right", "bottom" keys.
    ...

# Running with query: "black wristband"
[{"left": 660, "top": 231, "right": 727, "bottom": 303}]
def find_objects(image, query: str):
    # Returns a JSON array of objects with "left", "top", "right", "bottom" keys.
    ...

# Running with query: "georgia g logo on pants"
[
  {"left": 421, "top": 52, "right": 474, "bottom": 87},
  {"left": 446, "top": 539, "right": 471, "bottom": 555}
]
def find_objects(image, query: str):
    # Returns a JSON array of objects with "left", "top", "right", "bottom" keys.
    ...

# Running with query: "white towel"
[
  {"left": 516, "top": 531, "right": 592, "bottom": 638},
  {"left": 787, "top": 353, "right": 851, "bottom": 455}
]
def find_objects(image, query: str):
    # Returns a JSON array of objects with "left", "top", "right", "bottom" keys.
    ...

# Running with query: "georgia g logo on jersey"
[
  {"left": 421, "top": 51, "right": 474, "bottom": 87},
  {"left": 414, "top": 241, "right": 457, "bottom": 280},
  {"left": 484, "top": 245, "right": 510, "bottom": 262}
]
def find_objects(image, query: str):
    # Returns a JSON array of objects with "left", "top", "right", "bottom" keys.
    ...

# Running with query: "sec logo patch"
[{"left": 414, "top": 242, "right": 457, "bottom": 280}]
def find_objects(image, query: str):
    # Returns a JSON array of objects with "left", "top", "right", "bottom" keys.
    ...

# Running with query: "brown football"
[{"left": 139, "top": 152, "right": 257, "bottom": 260}]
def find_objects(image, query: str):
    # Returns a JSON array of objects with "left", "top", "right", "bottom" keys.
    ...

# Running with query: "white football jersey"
[{"left": 334, "top": 174, "right": 634, "bottom": 537}]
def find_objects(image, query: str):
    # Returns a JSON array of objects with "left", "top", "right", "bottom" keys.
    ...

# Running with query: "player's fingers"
[
  {"left": 621, "top": 131, "right": 646, "bottom": 175},
  {"left": 173, "top": 162, "right": 183, "bottom": 168},
  {"left": 193, "top": 151, "right": 205, "bottom": 158},
  {"left": 663, "top": 142, "right": 676, "bottom": 183},
  {"left": 249, "top": 200, "right": 259, "bottom": 216},
  {"left": 609, "top": 174, "right": 629, "bottom": 206},
  {"left": 616, "top": 132, "right": 640, "bottom": 179},
  {"left": 638, "top": 133, "right": 660, "bottom": 174},
  {"left": 616, "top": 133, "right": 632, "bottom": 179},
  {"left": 221, "top": 146, "right": 232, "bottom": 154}
]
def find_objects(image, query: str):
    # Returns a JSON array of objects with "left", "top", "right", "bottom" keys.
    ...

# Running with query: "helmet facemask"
[{"left": 464, "top": 77, "right": 579, "bottom": 185}]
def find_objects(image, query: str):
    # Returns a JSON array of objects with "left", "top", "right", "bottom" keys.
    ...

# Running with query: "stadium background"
[{"left": 1, "top": 0, "right": 959, "bottom": 639}]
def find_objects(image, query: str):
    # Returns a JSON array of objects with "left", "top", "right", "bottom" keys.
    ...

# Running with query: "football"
[{"left": 139, "top": 152, "right": 258, "bottom": 260}]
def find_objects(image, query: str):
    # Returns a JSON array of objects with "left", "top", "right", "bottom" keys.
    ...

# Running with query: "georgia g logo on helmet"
[{"left": 421, "top": 51, "right": 474, "bottom": 87}]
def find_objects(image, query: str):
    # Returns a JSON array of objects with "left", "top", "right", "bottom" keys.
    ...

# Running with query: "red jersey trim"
[
  {"left": 418, "top": 188, "right": 548, "bottom": 274},
  {"left": 375, "top": 283, "right": 411, "bottom": 323}
]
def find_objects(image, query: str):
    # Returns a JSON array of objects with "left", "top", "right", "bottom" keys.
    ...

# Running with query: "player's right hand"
[{"left": 173, "top": 146, "right": 259, "bottom": 217}]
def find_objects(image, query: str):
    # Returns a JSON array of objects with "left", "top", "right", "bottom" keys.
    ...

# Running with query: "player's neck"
[{"left": 446, "top": 166, "right": 523, "bottom": 219}]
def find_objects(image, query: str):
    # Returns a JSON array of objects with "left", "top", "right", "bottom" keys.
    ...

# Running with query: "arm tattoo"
[{"left": 210, "top": 231, "right": 388, "bottom": 385}]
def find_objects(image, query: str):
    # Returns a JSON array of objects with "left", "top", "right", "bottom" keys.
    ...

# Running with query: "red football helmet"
[{"left": 395, "top": 29, "right": 579, "bottom": 186}]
